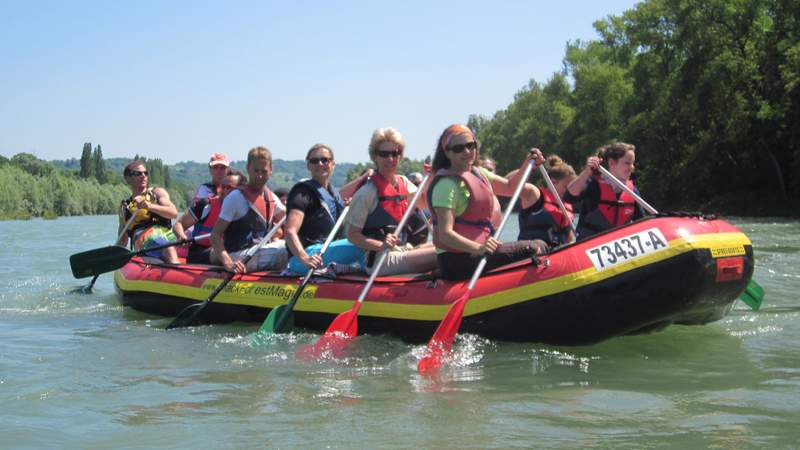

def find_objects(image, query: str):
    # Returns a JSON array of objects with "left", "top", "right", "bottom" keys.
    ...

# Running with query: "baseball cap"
[{"left": 209, "top": 152, "right": 230, "bottom": 167}]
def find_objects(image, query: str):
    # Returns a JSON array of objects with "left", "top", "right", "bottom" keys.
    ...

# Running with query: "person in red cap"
[{"left": 194, "top": 152, "right": 231, "bottom": 200}]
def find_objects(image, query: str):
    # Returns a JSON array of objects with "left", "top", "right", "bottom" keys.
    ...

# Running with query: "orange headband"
[{"left": 442, "top": 124, "right": 474, "bottom": 150}]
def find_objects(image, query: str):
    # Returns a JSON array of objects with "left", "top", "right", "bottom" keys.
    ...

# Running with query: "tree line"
[{"left": 472, "top": 0, "right": 798, "bottom": 216}]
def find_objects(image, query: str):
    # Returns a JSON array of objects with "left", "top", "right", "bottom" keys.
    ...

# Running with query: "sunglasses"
[
  {"left": 376, "top": 150, "right": 402, "bottom": 159},
  {"left": 308, "top": 157, "right": 332, "bottom": 165},
  {"left": 221, "top": 184, "right": 236, "bottom": 191},
  {"left": 128, "top": 170, "right": 148, "bottom": 177},
  {"left": 447, "top": 141, "right": 478, "bottom": 154}
]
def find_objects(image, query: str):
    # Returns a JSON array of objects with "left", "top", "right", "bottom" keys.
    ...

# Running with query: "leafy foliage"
[{"left": 473, "top": 0, "right": 799, "bottom": 215}]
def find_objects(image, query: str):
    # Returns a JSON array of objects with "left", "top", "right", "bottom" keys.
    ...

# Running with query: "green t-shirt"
[{"left": 430, "top": 167, "right": 497, "bottom": 216}]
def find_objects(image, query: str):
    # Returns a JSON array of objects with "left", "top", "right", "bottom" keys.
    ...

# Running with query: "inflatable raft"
[{"left": 114, "top": 214, "right": 753, "bottom": 345}]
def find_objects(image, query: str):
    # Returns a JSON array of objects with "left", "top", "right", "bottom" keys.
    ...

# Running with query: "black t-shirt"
[{"left": 286, "top": 186, "right": 317, "bottom": 215}]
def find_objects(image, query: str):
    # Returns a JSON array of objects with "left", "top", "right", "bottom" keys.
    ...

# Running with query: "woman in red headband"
[{"left": 426, "top": 124, "right": 547, "bottom": 280}]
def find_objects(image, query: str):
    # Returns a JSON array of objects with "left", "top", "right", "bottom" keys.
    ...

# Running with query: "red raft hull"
[{"left": 115, "top": 216, "right": 753, "bottom": 345}]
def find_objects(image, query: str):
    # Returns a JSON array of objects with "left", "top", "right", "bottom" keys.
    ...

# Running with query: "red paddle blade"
[
  {"left": 417, "top": 292, "right": 468, "bottom": 374},
  {"left": 296, "top": 308, "right": 359, "bottom": 361}
]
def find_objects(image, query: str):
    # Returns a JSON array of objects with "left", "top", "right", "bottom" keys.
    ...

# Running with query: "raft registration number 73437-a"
[{"left": 586, "top": 228, "right": 668, "bottom": 271}]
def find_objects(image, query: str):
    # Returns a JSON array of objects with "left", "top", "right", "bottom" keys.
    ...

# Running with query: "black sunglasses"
[
  {"left": 447, "top": 141, "right": 478, "bottom": 154},
  {"left": 128, "top": 170, "right": 148, "bottom": 177},
  {"left": 376, "top": 150, "right": 402, "bottom": 159},
  {"left": 308, "top": 157, "right": 332, "bottom": 165}
]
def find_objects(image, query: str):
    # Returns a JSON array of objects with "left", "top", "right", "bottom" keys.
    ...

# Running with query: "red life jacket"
[
  {"left": 596, "top": 177, "right": 637, "bottom": 226},
  {"left": 192, "top": 196, "right": 223, "bottom": 248},
  {"left": 361, "top": 173, "right": 409, "bottom": 240},
  {"left": 428, "top": 167, "right": 501, "bottom": 253}
]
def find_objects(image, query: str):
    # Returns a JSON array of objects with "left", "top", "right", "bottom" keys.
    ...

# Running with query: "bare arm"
[
  {"left": 491, "top": 149, "right": 542, "bottom": 197},
  {"left": 347, "top": 225, "right": 395, "bottom": 253},
  {"left": 135, "top": 187, "right": 178, "bottom": 220},
  {"left": 173, "top": 208, "right": 198, "bottom": 241},
  {"left": 435, "top": 207, "right": 499, "bottom": 255},
  {"left": 116, "top": 206, "right": 129, "bottom": 247},
  {"left": 284, "top": 209, "right": 321, "bottom": 269},
  {"left": 567, "top": 156, "right": 600, "bottom": 197},
  {"left": 210, "top": 218, "right": 245, "bottom": 273},
  {"left": 338, "top": 169, "right": 372, "bottom": 200}
]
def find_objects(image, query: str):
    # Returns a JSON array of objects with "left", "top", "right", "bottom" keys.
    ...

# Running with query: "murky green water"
[{"left": 1, "top": 216, "right": 798, "bottom": 449}]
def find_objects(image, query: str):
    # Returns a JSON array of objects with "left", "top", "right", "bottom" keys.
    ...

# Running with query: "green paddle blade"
[
  {"left": 69, "top": 246, "right": 133, "bottom": 279},
  {"left": 257, "top": 305, "right": 295, "bottom": 335},
  {"left": 739, "top": 279, "right": 764, "bottom": 311}
]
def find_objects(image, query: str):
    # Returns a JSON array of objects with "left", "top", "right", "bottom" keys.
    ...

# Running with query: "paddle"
[
  {"left": 596, "top": 165, "right": 658, "bottom": 214},
  {"left": 297, "top": 171, "right": 432, "bottom": 360},
  {"left": 418, "top": 159, "right": 536, "bottom": 374},
  {"left": 538, "top": 165, "right": 578, "bottom": 242},
  {"left": 69, "top": 233, "right": 210, "bottom": 279},
  {"left": 598, "top": 165, "right": 764, "bottom": 310},
  {"left": 71, "top": 210, "right": 139, "bottom": 293},
  {"left": 166, "top": 216, "right": 287, "bottom": 329},
  {"left": 255, "top": 204, "right": 352, "bottom": 337},
  {"left": 738, "top": 279, "right": 764, "bottom": 311}
]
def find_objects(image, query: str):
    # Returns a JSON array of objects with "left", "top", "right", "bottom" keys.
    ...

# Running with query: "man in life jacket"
[
  {"left": 210, "top": 147, "right": 288, "bottom": 274},
  {"left": 566, "top": 142, "right": 646, "bottom": 240},
  {"left": 117, "top": 160, "right": 180, "bottom": 263},
  {"left": 194, "top": 152, "right": 231, "bottom": 200},
  {"left": 173, "top": 170, "right": 246, "bottom": 264}
]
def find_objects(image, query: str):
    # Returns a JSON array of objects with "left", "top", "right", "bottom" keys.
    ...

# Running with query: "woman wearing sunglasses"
[
  {"left": 427, "top": 124, "right": 547, "bottom": 280},
  {"left": 345, "top": 127, "right": 438, "bottom": 276},
  {"left": 284, "top": 144, "right": 366, "bottom": 275},
  {"left": 117, "top": 160, "right": 180, "bottom": 264}
]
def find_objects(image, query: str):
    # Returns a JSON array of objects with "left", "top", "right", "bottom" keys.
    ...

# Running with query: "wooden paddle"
[
  {"left": 166, "top": 216, "right": 286, "bottom": 329},
  {"left": 598, "top": 165, "right": 764, "bottom": 310},
  {"left": 297, "top": 172, "right": 431, "bottom": 360},
  {"left": 417, "top": 159, "right": 536, "bottom": 374},
  {"left": 254, "top": 204, "right": 352, "bottom": 337},
  {"left": 538, "top": 165, "right": 578, "bottom": 242}
]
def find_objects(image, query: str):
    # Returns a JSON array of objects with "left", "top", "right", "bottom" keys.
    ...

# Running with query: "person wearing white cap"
[{"left": 194, "top": 152, "right": 231, "bottom": 200}]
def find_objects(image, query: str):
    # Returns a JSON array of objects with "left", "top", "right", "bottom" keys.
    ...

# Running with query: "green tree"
[
  {"left": 93, "top": 145, "right": 108, "bottom": 183},
  {"left": 80, "top": 142, "right": 94, "bottom": 179}
]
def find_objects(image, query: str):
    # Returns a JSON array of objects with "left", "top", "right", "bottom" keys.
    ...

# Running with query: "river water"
[{"left": 1, "top": 215, "right": 797, "bottom": 449}]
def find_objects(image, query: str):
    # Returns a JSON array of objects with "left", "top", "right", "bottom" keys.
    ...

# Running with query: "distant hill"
[{"left": 52, "top": 158, "right": 358, "bottom": 190}]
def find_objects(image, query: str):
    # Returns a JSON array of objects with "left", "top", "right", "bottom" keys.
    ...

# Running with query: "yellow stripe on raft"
[{"left": 115, "top": 231, "right": 751, "bottom": 321}]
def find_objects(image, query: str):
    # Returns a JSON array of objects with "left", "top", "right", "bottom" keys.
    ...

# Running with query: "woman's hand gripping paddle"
[
  {"left": 297, "top": 172, "right": 431, "bottom": 360},
  {"left": 255, "top": 205, "right": 352, "bottom": 338},
  {"left": 417, "top": 159, "right": 536, "bottom": 375},
  {"left": 598, "top": 165, "right": 764, "bottom": 310},
  {"left": 166, "top": 216, "right": 286, "bottom": 329}
]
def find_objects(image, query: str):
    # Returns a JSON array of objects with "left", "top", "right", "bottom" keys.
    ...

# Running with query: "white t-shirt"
[
  {"left": 346, "top": 175, "right": 417, "bottom": 230},
  {"left": 219, "top": 189, "right": 286, "bottom": 223},
  {"left": 194, "top": 183, "right": 216, "bottom": 201}
]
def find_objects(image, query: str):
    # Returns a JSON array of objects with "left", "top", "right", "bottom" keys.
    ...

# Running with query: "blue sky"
[{"left": 1, "top": 0, "right": 639, "bottom": 164}]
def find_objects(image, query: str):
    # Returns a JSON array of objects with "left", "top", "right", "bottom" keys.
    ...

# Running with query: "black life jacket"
[{"left": 288, "top": 179, "right": 344, "bottom": 250}]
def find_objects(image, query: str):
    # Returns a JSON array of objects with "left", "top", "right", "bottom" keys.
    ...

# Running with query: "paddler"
[
  {"left": 172, "top": 169, "right": 246, "bottom": 264},
  {"left": 566, "top": 142, "right": 646, "bottom": 240},
  {"left": 210, "top": 146, "right": 288, "bottom": 274},
  {"left": 427, "top": 124, "right": 547, "bottom": 281},
  {"left": 117, "top": 161, "right": 180, "bottom": 263},
  {"left": 506, "top": 155, "right": 577, "bottom": 247},
  {"left": 345, "top": 127, "right": 438, "bottom": 276},
  {"left": 284, "top": 143, "right": 366, "bottom": 275}
]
